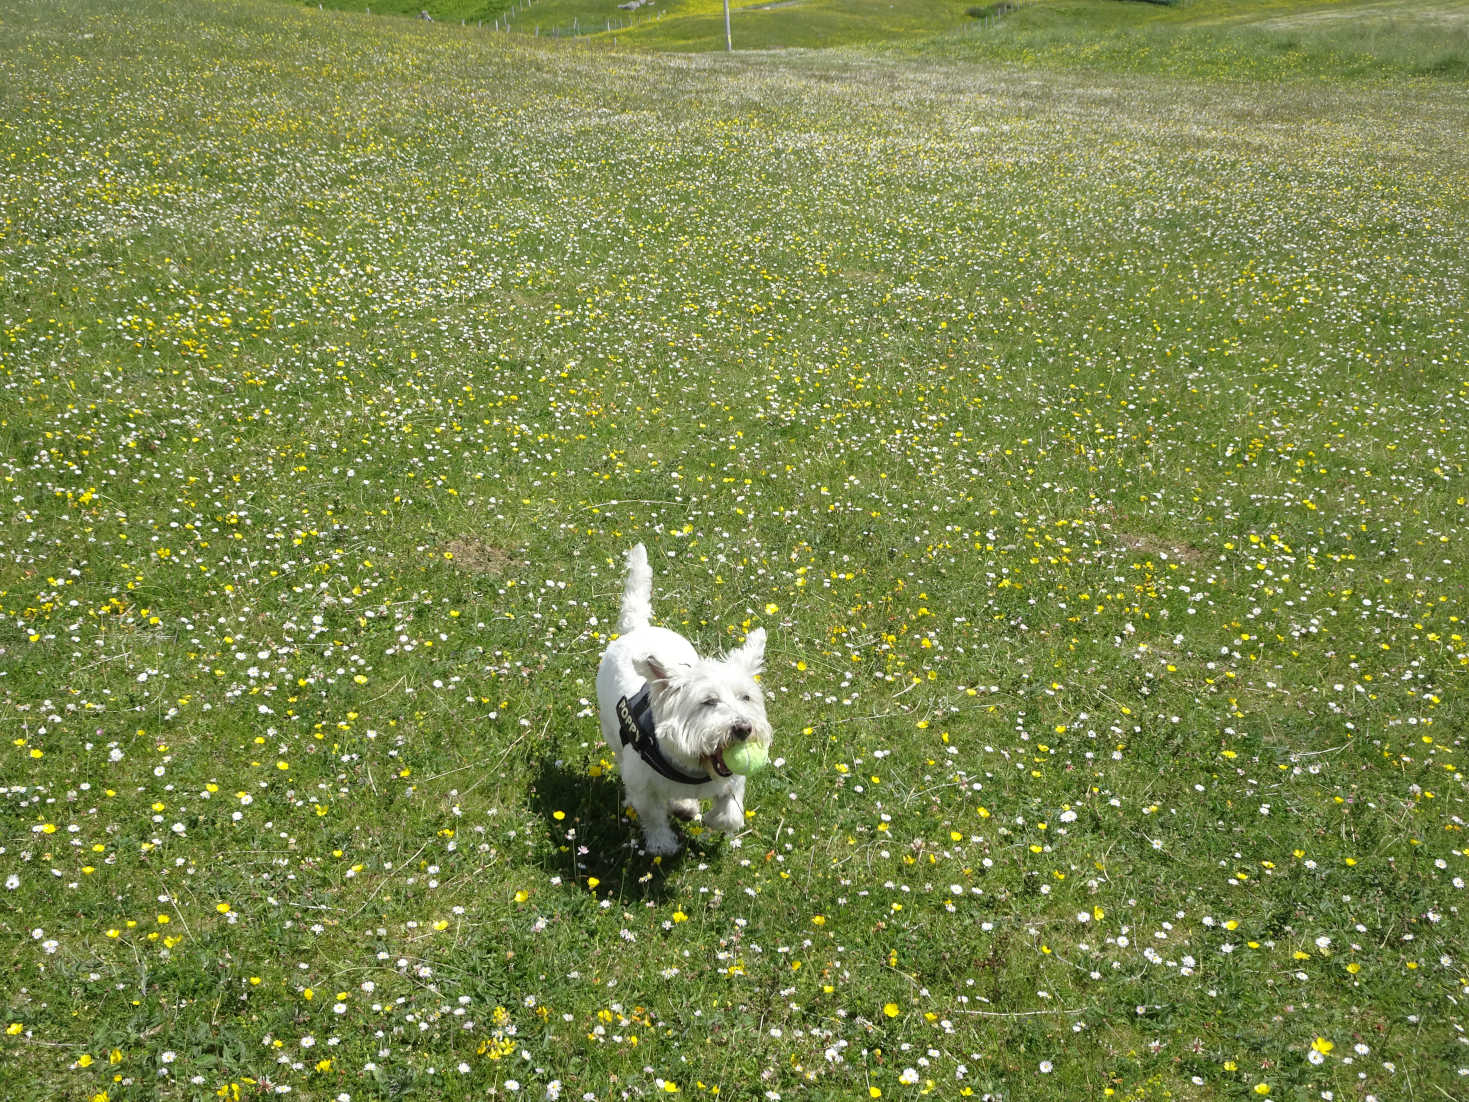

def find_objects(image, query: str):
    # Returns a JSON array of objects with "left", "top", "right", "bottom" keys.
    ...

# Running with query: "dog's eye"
[
  {"left": 702, "top": 698, "right": 719, "bottom": 709},
  {"left": 739, "top": 694, "right": 752, "bottom": 703}
]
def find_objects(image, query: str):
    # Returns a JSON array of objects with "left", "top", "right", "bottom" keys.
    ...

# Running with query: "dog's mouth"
[{"left": 706, "top": 747, "right": 733, "bottom": 779}]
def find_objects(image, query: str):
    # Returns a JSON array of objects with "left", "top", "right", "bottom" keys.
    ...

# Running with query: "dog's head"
[{"left": 633, "top": 628, "right": 770, "bottom": 777}]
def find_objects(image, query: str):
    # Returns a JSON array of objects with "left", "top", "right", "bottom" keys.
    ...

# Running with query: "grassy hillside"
[
  {"left": 290, "top": 0, "right": 979, "bottom": 44},
  {"left": 291, "top": 0, "right": 1469, "bottom": 69},
  {"left": 3, "top": 0, "right": 1468, "bottom": 1100},
  {"left": 925, "top": 0, "right": 1469, "bottom": 80},
  {"left": 618, "top": 0, "right": 1469, "bottom": 64}
]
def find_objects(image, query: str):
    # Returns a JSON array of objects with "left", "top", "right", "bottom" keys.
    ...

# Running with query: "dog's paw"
[
  {"left": 642, "top": 827, "right": 681, "bottom": 856},
  {"left": 705, "top": 809, "right": 744, "bottom": 835},
  {"left": 670, "top": 798, "right": 700, "bottom": 823}
]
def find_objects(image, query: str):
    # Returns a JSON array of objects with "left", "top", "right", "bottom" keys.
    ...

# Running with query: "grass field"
[
  {"left": 296, "top": 0, "right": 1469, "bottom": 70},
  {"left": 2, "top": 0, "right": 1467, "bottom": 1099},
  {"left": 922, "top": 0, "right": 1469, "bottom": 80}
]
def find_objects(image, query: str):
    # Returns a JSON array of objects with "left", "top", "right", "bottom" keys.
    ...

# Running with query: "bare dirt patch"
[
  {"left": 1116, "top": 531, "right": 1209, "bottom": 566},
  {"left": 444, "top": 538, "right": 520, "bottom": 576}
]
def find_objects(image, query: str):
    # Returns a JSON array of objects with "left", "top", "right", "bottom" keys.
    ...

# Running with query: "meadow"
[
  {"left": 2, "top": 0, "right": 1467, "bottom": 1099},
  {"left": 298, "top": 0, "right": 1469, "bottom": 72}
]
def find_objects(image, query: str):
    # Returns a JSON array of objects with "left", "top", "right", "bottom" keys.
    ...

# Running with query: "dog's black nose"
[{"left": 731, "top": 722, "right": 752, "bottom": 741}]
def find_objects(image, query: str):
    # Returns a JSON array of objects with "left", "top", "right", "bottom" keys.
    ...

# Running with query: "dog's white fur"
[{"left": 596, "top": 544, "right": 772, "bottom": 855}]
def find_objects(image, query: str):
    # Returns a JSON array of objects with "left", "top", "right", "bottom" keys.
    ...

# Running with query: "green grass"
[
  {"left": 293, "top": 0, "right": 979, "bottom": 45},
  {"left": 293, "top": 0, "right": 1469, "bottom": 70},
  {"left": 2, "top": 0, "right": 1468, "bottom": 1099},
  {"left": 921, "top": 0, "right": 1469, "bottom": 80},
  {"left": 298, "top": 0, "right": 513, "bottom": 23}
]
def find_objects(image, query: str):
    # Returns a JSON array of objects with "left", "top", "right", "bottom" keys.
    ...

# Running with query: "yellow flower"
[
  {"left": 1312, "top": 1037, "right": 1334, "bottom": 1054},
  {"left": 883, "top": 1003, "right": 900, "bottom": 1018},
  {"left": 6, "top": 1023, "right": 23, "bottom": 1036},
  {"left": 1254, "top": 1085, "right": 1271, "bottom": 1096}
]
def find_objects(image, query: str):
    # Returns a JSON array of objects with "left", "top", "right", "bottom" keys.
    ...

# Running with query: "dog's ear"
[
  {"left": 730, "top": 627, "right": 766, "bottom": 677},
  {"left": 635, "top": 652, "right": 688, "bottom": 690}
]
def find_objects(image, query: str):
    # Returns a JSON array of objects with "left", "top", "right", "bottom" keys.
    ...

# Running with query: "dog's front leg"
[
  {"left": 626, "top": 775, "right": 681, "bottom": 855},
  {"left": 705, "top": 777, "right": 746, "bottom": 836}
]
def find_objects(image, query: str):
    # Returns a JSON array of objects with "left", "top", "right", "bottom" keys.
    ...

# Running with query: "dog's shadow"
[{"left": 527, "top": 757, "right": 722, "bottom": 904}]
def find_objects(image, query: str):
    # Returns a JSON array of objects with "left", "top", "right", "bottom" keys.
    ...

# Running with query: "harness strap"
[{"left": 617, "top": 684, "right": 712, "bottom": 786}]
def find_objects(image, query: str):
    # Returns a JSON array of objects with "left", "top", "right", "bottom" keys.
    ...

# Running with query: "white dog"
[{"left": 596, "top": 544, "right": 772, "bottom": 855}]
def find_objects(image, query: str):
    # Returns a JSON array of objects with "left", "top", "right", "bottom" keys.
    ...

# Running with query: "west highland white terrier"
[{"left": 596, "top": 544, "right": 772, "bottom": 855}]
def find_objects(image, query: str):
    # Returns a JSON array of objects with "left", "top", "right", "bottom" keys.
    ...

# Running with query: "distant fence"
[
  {"left": 343, "top": 0, "right": 1200, "bottom": 43},
  {"left": 966, "top": 1, "right": 1025, "bottom": 27},
  {"left": 492, "top": 0, "right": 663, "bottom": 39}
]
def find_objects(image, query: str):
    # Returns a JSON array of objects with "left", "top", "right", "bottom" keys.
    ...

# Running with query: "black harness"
[{"left": 617, "top": 684, "right": 712, "bottom": 786}]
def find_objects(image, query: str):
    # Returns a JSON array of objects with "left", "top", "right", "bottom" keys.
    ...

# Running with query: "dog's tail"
[{"left": 616, "top": 543, "right": 654, "bottom": 635}]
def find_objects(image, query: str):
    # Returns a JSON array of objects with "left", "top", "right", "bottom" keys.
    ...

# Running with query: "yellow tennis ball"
[{"left": 723, "top": 741, "right": 769, "bottom": 775}]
